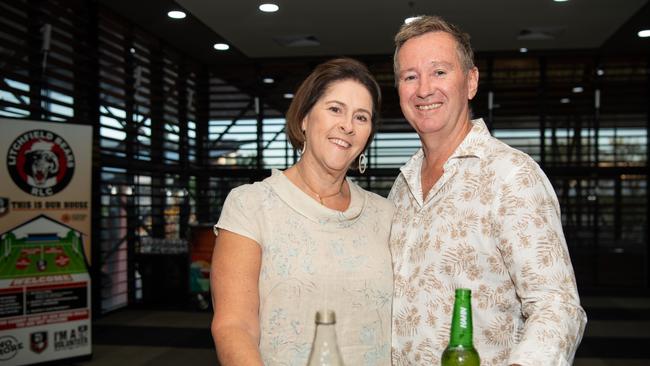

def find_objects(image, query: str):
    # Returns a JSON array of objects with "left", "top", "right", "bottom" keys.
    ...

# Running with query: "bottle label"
[{"left": 460, "top": 307, "right": 468, "bottom": 329}]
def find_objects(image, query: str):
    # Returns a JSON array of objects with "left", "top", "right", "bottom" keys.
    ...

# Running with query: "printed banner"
[{"left": 0, "top": 118, "right": 92, "bottom": 365}]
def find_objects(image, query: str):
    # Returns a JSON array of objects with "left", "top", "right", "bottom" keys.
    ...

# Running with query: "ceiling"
[
  {"left": 99, "top": 0, "right": 650, "bottom": 65},
  {"left": 95, "top": 0, "right": 650, "bottom": 122}
]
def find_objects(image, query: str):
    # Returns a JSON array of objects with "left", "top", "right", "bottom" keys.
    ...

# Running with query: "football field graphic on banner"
[{"left": 1, "top": 215, "right": 88, "bottom": 279}]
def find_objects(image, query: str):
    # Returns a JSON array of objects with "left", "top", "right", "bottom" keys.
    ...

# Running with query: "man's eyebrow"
[
  {"left": 399, "top": 61, "right": 455, "bottom": 74},
  {"left": 430, "top": 61, "right": 454, "bottom": 68}
]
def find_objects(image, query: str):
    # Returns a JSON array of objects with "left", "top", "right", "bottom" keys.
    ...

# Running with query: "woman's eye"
[
  {"left": 328, "top": 106, "right": 341, "bottom": 113},
  {"left": 355, "top": 115, "right": 369, "bottom": 122}
]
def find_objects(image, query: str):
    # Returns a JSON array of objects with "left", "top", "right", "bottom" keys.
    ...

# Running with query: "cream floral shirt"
[
  {"left": 217, "top": 170, "right": 394, "bottom": 366},
  {"left": 389, "top": 119, "right": 587, "bottom": 366}
]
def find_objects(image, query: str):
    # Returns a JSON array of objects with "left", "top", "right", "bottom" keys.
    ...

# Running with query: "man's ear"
[{"left": 467, "top": 67, "right": 479, "bottom": 100}]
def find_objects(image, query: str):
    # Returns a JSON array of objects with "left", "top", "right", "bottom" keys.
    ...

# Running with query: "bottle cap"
[{"left": 315, "top": 310, "right": 336, "bottom": 325}]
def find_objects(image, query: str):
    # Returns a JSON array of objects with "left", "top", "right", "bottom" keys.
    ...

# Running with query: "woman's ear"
[{"left": 301, "top": 115, "right": 308, "bottom": 133}]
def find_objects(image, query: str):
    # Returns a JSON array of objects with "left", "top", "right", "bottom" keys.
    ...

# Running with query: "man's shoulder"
[
  {"left": 484, "top": 132, "right": 532, "bottom": 158},
  {"left": 484, "top": 135, "right": 542, "bottom": 174},
  {"left": 387, "top": 172, "right": 409, "bottom": 203}
]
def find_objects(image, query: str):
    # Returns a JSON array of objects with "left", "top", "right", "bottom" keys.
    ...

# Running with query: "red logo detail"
[
  {"left": 16, "top": 257, "right": 30, "bottom": 270},
  {"left": 55, "top": 254, "right": 70, "bottom": 267}
]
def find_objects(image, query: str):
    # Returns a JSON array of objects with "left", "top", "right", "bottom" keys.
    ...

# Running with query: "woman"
[{"left": 211, "top": 58, "right": 394, "bottom": 365}]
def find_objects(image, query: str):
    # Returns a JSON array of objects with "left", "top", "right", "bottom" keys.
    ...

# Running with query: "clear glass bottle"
[
  {"left": 441, "top": 288, "right": 480, "bottom": 366},
  {"left": 307, "top": 310, "right": 345, "bottom": 366}
]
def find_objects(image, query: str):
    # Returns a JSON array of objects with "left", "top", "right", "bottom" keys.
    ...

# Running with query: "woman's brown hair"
[{"left": 285, "top": 58, "right": 381, "bottom": 156}]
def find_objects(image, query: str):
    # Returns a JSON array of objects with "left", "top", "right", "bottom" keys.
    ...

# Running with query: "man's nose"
[{"left": 416, "top": 75, "right": 434, "bottom": 98}]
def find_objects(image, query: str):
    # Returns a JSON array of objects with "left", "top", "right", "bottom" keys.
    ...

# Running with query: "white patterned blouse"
[{"left": 216, "top": 169, "right": 394, "bottom": 366}]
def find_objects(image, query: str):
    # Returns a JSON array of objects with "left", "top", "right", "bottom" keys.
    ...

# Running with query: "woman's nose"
[{"left": 339, "top": 119, "right": 354, "bottom": 135}]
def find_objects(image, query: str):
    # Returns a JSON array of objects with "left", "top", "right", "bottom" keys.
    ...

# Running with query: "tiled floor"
[{"left": 66, "top": 296, "right": 650, "bottom": 366}]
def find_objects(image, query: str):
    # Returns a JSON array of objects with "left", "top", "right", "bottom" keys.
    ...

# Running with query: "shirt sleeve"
[
  {"left": 214, "top": 185, "right": 262, "bottom": 245},
  {"left": 495, "top": 157, "right": 587, "bottom": 366}
]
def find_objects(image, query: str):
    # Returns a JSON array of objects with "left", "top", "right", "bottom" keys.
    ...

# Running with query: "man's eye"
[
  {"left": 404, "top": 75, "right": 416, "bottom": 81},
  {"left": 435, "top": 70, "right": 446, "bottom": 76}
]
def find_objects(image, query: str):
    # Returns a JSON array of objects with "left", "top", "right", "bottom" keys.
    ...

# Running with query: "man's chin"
[{"left": 408, "top": 120, "right": 447, "bottom": 135}]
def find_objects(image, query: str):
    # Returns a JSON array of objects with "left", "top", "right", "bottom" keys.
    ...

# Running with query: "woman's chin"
[{"left": 322, "top": 161, "right": 354, "bottom": 174}]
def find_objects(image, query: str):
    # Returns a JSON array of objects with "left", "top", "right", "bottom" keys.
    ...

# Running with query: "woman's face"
[{"left": 301, "top": 79, "right": 373, "bottom": 174}]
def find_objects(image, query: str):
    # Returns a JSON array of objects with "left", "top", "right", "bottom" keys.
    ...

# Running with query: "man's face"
[{"left": 396, "top": 31, "right": 478, "bottom": 137}]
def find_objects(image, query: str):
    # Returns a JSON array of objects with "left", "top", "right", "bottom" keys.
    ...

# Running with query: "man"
[{"left": 389, "top": 15, "right": 587, "bottom": 366}]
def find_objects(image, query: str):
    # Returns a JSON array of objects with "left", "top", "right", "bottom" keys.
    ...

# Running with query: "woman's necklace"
[{"left": 296, "top": 165, "right": 344, "bottom": 205}]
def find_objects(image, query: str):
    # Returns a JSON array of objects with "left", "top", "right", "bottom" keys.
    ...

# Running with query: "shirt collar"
[
  {"left": 401, "top": 118, "right": 490, "bottom": 170},
  {"left": 398, "top": 118, "right": 491, "bottom": 203},
  {"left": 267, "top": 169, "right": 366, "bottom": 225},
  {"left": 450, "top": 118, "right": 490, "bottom": 161}
]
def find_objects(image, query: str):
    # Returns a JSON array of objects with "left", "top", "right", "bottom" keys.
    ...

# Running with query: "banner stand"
[{"left": 0, "top": 119, "right": 93, "bottom": 365}]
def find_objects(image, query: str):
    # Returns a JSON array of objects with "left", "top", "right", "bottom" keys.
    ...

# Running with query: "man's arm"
[{"left": 496, "top": 159, "right": 587, "bottom": 366}]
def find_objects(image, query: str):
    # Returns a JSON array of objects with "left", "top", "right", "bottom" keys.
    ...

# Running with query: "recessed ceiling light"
[
  {"left": 596, "top": 69, "right": 605, "bottom": 76},
  {"left": 283, "top": 93, "right": 294, "bottom": 99},
  {"left": 213, "top": 43, "right": 230, "bottom": 51},
  {"left": 560, "top": 98, "right": 570, "bottom": 104},
  {"left": 404, "top": 16, "right": 420, "bottom": 24},
  {"left": 553, "top": 0, "right": 569, "bottom": 2},
  {"left": 259, "top": 3, "right": 279, "bottom": 13},
  {"left": 263, "top": 77, "right": 274, "bottom": 84},
  {"left": 572, "top": 86, "right": 584, "bottom": 93},
  {"left": 167, "top": 10, "right": 186, "bottom": 19},
  {"left": 519, "top": 47, "right": 528, "bottom": 53},
  {"left": 638, "top": 29, "right": 650, "bottom": 38}
]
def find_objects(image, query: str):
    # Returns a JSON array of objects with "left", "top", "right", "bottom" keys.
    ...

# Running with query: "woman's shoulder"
[
  {"left": 353, "top": 183, "right": 395, "bottom": 214},
  {"left": 225, "top": 178, "right": 274, "bottom": 206},
  {"left": 226, "top": 182, "right": 256, "bottom": 199}
]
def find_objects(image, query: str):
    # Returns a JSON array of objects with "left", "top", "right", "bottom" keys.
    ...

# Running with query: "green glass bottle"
[{"left": 441, "top": 288, "right": 480, "bottom": 366}]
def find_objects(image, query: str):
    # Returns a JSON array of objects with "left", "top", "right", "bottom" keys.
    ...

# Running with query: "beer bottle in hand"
[
  {"left": 441, "top": 288, "right": 480, "bottom": 366},
  {"left": 307, "top": 310, "right": 344, "bottom": 366}
]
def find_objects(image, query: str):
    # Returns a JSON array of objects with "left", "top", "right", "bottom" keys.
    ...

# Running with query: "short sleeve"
[{"left": 214, "top": 185, "right": 262, "bottom": 245}]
